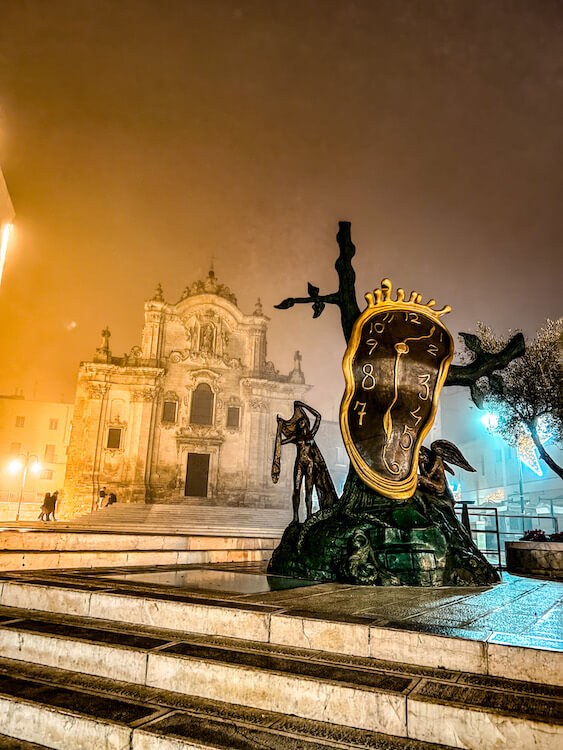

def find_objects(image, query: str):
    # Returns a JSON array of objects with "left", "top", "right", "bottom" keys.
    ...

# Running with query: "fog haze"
[{"left": 0, "top": 0, "right": 561, "bottom": 414}]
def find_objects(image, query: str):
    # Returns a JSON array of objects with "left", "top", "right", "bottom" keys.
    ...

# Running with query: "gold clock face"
[{"left": 341, "top": 295, "right": 454, "bottom": 499}]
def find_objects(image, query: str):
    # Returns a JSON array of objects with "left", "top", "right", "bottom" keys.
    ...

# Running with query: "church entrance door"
[{"left": 185, "top": 453, "right": 210, "bottom": 497}]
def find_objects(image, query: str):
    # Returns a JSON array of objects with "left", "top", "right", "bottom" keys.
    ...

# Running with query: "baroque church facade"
[{"left": 63, "top": 270, "right": 309, "bottom": 515}]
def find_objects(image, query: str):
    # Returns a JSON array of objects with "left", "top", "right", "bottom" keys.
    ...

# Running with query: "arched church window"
[{"left": 190, "top": 383, "right": 214, "bottom": 425}]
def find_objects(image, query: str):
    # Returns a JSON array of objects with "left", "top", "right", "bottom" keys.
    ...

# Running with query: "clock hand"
[
  {"left": 382, "top": 325, "right": 436, "bottom": 440},
  {"left": 382, "top": 341, "right": 409, "bottom": 440},
  {"left": 381, "top": 325, "right": 437, "bottom": 477}
]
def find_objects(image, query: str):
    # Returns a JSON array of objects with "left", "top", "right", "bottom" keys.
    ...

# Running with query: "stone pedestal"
[{"left": 268, "top": 477, "right": 499, "bottom": 586}]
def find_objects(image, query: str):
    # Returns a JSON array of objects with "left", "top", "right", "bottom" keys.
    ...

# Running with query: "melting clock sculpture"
[
  {"left": 268, "top": 278, "right": 499, "bottom": 587},
  {"left": 341, "top": 278, "right": 453, "bottom": 500}
]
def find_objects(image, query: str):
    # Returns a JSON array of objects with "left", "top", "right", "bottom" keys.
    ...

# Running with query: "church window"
[
  {"left": 15, "top": 416, "right": 24, "bottom": 428},
  {"left": 107, "top": 428, "right": 122, "bottom": 450},
  {"left": 44, "top": 444, "right": 56, "bottom": 462},
  {"left": 190, "top": 384, "right": 214, "bottom": 425},
  {"left": 162, "top": 401, "right": 178, "bottom": 423},
  {"left": 40, "top": 469, "right": 54, "bottom": 480},
  {"left": 49, "top": 418, "right": 59, "bottom": 430},
  {"left": 227, "top": 407, "right": 240, "bottom": 428}
]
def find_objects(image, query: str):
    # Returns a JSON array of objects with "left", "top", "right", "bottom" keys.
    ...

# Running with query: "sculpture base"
[{"left": 268, "top": 484, "right": 499, "bottom": 587}]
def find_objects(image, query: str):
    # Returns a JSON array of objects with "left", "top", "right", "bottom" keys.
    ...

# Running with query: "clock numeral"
[
  {"left": 410, "top": 406, "right": 422, "bottom": 427},
  {"left": 382, "top": 312, "right": 395, "bottom": 322},
  {"left": 361, "top": 363, "right": 376, "bottom": 390},
  {"left": 418, "top": 373, "right": 430, "bottom": 401},
  {"left": 383, "top": 455, "right": 401, "bottom": 475},
  {"left": 399, "top": 425, "right": 414, "bottom": 451},
  {"left": 366, "top": 338, "right": 378, "bottom": 355},
  {"left": 427, "top": 343, "right": 439, "bottom": 357},
  {"left": 369, "top": 321, "right": 385, "bottom": 334},
  {"left": 354, "top": 401, "right": 367, "bottom": 426},
  {"left": 405, "top": 311, "right": 421, "bottom": 325}
]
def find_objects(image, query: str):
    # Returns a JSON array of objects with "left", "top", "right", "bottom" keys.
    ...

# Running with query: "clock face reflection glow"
[{"left": 341, "top": 306, "right": 454, "bottom": 499}]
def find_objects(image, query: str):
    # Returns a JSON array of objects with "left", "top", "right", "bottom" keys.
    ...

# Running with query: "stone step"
[
  {"left": 0, "top": 606, "right": 560, "bottom": 748},
  {"left": 0, "top": 529, "right": 278, "bottom": 571},
  {"left": 0, "top": 657, "right": 453, "bottom": 750},
  {"left": 0, "top": 735, "right": 49, "bottom": 749},
  {"left": 0, "top": 547, "right": 272, "bottom": 572},
  {"left": 2, "top": 522, "right": 283, "bottom": 538},
  {"left": 0, "top": 531, "right": 279, "bottom": 552},
  {"left": 1, "top": 574, "right": 561, "bottom": 688}
]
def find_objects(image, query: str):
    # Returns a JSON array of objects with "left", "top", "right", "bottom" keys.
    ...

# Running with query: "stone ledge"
[{"left": 506, "top": 541, "right": 563, "bottom": 581}]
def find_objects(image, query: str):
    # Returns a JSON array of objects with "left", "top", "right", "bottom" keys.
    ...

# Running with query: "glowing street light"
[
  {"left": 480, "top": 412, "right": 499, "bottom": 431},
  {"left": 6, "top": 452, "right": 41, "bottom": 521},
  {"left": 0, "top": 223, "right": 13, "bottom": 287}
]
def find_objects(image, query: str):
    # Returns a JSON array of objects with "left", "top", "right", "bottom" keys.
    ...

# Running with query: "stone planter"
[{"left": 505, "top": 541, "right": 563, "bottom": 581}]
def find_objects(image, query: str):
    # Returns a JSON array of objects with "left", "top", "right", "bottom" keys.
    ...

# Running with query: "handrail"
[{"left": 455, "top": 507, "right": 559, "bottom": 569}]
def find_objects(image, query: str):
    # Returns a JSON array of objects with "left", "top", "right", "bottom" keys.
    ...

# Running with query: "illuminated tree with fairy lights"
[{"left": 468, "top": 319, "right": 563, "bottom": 480}]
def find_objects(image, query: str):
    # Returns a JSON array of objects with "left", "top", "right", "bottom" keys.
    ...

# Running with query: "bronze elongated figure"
[{"left": 272, "top": 401, "right": 337, "bottom": 523}]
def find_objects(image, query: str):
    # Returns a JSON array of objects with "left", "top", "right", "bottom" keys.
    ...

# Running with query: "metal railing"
[{"left": 455, "top": 506, "right": 559, "bottom": 569}]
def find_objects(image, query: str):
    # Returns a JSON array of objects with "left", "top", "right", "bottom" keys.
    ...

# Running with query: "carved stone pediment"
[
  {"left": 184, "top": 368, "right": 222, "bottom": 387},
  {"left": 176, "top": 424, "right": 224, "bottom": 445}
]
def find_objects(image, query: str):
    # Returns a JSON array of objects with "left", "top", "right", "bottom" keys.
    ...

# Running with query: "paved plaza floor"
[{"left": 49, "top": 561, "right": 563, "bottom": 652}]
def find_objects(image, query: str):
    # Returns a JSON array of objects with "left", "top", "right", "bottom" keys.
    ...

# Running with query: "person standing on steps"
[
  {"left": 98, "top": 486, "right": 106, "bottom": 510},
  {"left": 106, "top": 492, "right": 117, "bottom": 507}
]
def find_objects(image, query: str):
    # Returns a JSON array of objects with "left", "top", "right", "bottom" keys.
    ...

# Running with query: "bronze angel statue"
[
  {"left": 418, "top": 440, "right": 476, "bottom": 506},
  {"left": 272, "top": 401, "right": 338, "bottom": 523}
]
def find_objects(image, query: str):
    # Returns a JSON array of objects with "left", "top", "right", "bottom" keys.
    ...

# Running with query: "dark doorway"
[{"left": 185, "top": 453, "right": 210, "bottom": 497}]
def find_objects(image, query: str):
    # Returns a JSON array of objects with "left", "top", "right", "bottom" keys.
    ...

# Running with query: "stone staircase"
[
  {"left": 0, "top": 573, "right": 559, "bottom": 748},
  {"left": 72, "top": 502, "right": 292, "bottom": 536},
  {"left": 0, "top": 503, "right": 289, "bottom": 572}
]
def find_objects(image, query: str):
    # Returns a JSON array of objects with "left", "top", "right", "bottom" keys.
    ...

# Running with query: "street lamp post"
[{"left": 8, "top": 453, "right": 41, "bottom": 522}]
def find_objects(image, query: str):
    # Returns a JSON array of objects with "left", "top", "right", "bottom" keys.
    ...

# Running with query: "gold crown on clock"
[{"left": 365, "top": 278, "right": 452, "bottom": 320}]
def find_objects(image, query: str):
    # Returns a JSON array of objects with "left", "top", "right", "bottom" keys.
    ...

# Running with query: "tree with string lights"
[{"left": 466, "top": 319, "right": 563, "bottom": 480}]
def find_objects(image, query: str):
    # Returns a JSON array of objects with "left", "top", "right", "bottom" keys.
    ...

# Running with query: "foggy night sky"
[{"left": 0, "top": 0, "right": 561, "bottom": 416}]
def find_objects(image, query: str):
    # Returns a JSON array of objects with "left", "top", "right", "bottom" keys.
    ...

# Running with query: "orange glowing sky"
[{"left": 0, "top": 1, "right": 561, "bottom": 414}]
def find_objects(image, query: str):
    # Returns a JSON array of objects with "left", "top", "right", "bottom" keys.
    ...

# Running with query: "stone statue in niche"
[
  {"left": 417, "top": 440, "right": 476, "bottom": 507},
  {"left": 186, "top": 325, "right": 197, "bottom": 349},
  {"left": 200, "top": 323, "right": 215, "bottom": 353},
  {"left": 272, "top": 401, "right": 338, "bottom": 523}
]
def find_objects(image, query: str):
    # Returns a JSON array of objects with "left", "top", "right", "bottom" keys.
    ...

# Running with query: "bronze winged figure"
[{"left": 418, "top": 440, "right": 476, "bottom": 506}]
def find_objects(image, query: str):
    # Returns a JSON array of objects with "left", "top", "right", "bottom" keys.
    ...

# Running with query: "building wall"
[
  {"left": 426, "top": 386, "right": 563, "bottom": 538},
  {"left": 0, "top": 396, "right": 73, "bottom": 520},
  {"left": 63, "top": 274, "right": 309, "bottom": 516}
]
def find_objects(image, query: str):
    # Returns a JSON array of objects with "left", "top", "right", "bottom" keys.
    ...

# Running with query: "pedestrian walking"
[
  {"left": 47, "top": 490, "right": 59, "bottom": 521},
  {"left": 38, "top": 492, "right": 51, "bottom": 521}
]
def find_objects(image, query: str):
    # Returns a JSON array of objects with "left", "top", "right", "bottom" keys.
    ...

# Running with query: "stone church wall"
[{"left": 63, "top": 272, "right": 308, "bottom": 516}]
